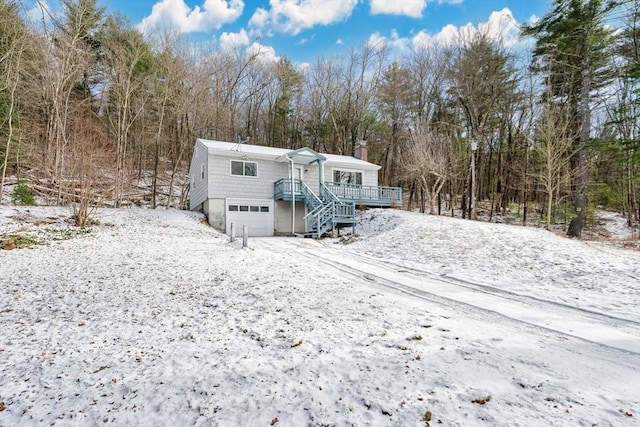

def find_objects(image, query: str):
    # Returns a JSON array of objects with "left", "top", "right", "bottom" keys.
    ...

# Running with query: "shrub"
[
  {"left": 590, "top": 182, "right": 624, "bottom": 211},
  {"left": 12, "top": 183, "right": 35, "bottom": 206}
]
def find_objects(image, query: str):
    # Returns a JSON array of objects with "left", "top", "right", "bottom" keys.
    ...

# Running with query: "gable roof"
[
  {"left": 197, "top": 139, "right": 380, "bottom": 170},
  {"left": 275, "top": 147, "right": 326, "bottom": 165}
]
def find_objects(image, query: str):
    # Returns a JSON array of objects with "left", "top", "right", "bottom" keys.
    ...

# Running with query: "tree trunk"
[{"left": 567, "top": 40, "right": 591, "bottom": 238}]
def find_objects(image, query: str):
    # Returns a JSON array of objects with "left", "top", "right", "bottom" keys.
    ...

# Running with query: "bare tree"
[
  {"left": 531, "top": 103, "right": 576, "bottom": 229},
  {"left": 303, "top": 44, "right": 386, "bottom": 156},
  {"left": 0, "top": 0, "right": 28, "bottom": 202},
  {"left": 100, "top": 15, "right": 152, "bottom": 207},
  {"left": 448, "top": 32, "right": 519, "bottom": 220},
  {"left": 402, "top": 120, "right": 455, "bottom": 213}
]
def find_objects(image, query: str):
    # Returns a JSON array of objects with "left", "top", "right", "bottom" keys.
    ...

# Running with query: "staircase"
[{"left": 274, "top": 179, "right": 356, "bottom": 238}]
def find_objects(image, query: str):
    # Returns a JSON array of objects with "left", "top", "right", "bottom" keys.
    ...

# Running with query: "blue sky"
[{"left": 25, "top": 0, "right": 548, "bottom": 63}]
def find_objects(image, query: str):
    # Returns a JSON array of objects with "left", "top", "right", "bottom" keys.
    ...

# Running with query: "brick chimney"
[{"left": 354, "top": 140, "right": 368, "bottom": 162}]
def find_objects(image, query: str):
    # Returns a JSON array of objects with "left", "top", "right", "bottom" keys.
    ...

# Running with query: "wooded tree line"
[{"left": 0, "top": 0, "right": 638, "bottom": 236}]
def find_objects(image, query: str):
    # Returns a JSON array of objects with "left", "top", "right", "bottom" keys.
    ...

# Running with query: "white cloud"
[
  {"left": 366, "top": 8, "right": 522, "bottom": 61},
  {"left": 249, "top": 0, "right": 358, "bottom": 36},
  {"left": 247, "top": 41, "right": 279, "bottom": 63},
  {"left": 369, "top": 0, "right": 426, "bottom": 18},
  {"left": 214, "top": 33, "right": 278, "bottom": 63},
  {"left": 219, "top": 29, "right": 250, "bottom": 52},
  {"left": 248, "top": 7, "right": 270, "bottom": 32},
  {"left": 367, "top": 32, "right": 387, "bottom": 50},
  {"left": 138, "top": 0, "right": 244, "bottom": 34},
  {"left": 477, "top": 8, "right": 520, "bottom": 45},
  {"left": 411, "top": 8, "right": 520, "bottom": 49},
  {"left": 367, "top": 30, "right": 406, "bottom": 55},
  {"left": 336, "top": 38, "right": 343, "bottom": 45}
]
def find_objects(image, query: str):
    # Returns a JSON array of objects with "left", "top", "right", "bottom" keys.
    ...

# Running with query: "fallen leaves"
[
  {"left": 472, "top": 396, "right": 492, "bottom": 405},
  {"left": 1, "top": 239, "right": 17, "bottom": 250}
]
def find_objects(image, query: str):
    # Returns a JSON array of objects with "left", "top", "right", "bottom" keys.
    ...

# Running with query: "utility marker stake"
[
  {"left": 242, "top": 225, "right": 248, "bottom": 248},
  {"left": 230, "top": 222, "right": 235, "bottom": 242}
]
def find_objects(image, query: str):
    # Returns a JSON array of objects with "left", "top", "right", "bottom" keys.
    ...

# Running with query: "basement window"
[{"left": 231, "top": 160, "right": 258, "bottom": 177}]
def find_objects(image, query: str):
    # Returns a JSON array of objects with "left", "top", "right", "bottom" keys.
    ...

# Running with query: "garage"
[{"left": 225, "top": 198, "right": 274, "bottom": 237}]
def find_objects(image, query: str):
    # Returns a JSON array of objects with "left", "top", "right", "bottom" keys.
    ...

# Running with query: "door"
[
  {"left": 225, "top": 198, "right": 274, "bottom": 237},
  {"left": 293, "top": 166, "right": 304, "bottom": 195}
]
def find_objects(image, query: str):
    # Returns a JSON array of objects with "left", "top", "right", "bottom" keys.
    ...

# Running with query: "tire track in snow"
[
  {"left": 253, "top": 237, "right": 640, "bottom": 355},
  {"left": 337, "top": 248, "right": 640, "bottom": 328}
]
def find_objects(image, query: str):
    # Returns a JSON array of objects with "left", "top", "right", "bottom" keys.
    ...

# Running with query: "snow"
[
  {"left": 599, "top": 210, "right": 637, "bottom": 239},
  {"left": 1, "top": 206, "right": 639, "bottom": 426}
]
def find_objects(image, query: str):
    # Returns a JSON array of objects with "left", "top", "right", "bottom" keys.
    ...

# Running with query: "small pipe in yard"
[
  {"left": 230, "top": 222, "right": 235, "bottom": 242},
  {"left": 242, "top": 225, "right": 248, "bottom": 248}
]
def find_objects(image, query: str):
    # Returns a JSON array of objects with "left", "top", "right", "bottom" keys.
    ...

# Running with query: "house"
[{"left": 189, "top": 138, "right": 402, "bottom": 237}]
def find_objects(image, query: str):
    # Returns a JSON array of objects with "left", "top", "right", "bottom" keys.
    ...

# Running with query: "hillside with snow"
[{"left": 1, "top": 206, "right": 638, "bottom": 426}]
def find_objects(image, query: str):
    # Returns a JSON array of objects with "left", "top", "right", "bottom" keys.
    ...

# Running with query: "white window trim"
[
  {"left": 331, "top": 168, "right": 363, "bottom": 185},
  {"left": 230, "top": 159, "right": 259, "bottom": 178}
]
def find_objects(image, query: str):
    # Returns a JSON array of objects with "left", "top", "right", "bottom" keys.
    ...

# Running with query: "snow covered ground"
[{"left": 1, "top": 206, "right": 638, "bottom": 426}]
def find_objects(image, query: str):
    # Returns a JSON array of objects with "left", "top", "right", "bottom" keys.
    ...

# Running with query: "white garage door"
[{"left": 225, "top": 198, "right": 274, "bottom": 237}]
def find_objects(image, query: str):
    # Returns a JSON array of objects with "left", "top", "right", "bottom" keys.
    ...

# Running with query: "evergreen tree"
[{"left": 523, "top": 0, "right": 618, "bottom": 237}]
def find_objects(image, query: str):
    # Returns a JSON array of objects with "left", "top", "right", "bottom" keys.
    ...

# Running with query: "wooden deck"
[{"left": 324, "top": 182, "right": 402, "bottom": 207}]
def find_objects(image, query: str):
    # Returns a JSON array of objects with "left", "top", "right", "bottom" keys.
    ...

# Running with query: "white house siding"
[
  {"left": 204, "top": 199, "right": 225, "bottom": 230},
  {"left": 208, "top": 154, "right": 287, "bottom": 200},
  {"left": 298, "top": 164, "right": 320, "bottom": 194},
  {"left": 274, "top": 201, "right": 306, "bottom": 235},
  {"left": 190, "top": 139, "right": 384, "bottom": 234},
  {"left": 188, "top": 141, "right": 210, "bottom": 210}
]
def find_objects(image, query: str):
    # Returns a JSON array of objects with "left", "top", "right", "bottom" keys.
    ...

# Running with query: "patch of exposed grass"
[
  {"left": 44, "top": 228, "right": 92, "bottom": 241},
  {"left": 1, "top": 227, "right": 92, "bottom": 250},
  {"left": 1, "top": 235, "right": 40, "bottom": 250}
]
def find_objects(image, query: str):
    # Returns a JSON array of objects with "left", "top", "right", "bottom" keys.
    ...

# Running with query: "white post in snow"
[
  {"left": 230, "top": 222, "right": 236, "bottom": 242},
  {"left": 242, "top": 225, "right": 248, "bottom": 248}
]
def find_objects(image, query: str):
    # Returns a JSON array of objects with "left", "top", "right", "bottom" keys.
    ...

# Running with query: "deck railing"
[
  {"left": 277, "top": 178, "right": 404, "bottom": 236},
  {"left": 324, "top": 182, "right": 402, "bottom": 206},
  {"left": 274, "top": 179, "right": 322, "bottom": 209}
]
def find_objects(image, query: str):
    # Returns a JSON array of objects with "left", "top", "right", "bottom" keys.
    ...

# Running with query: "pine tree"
[{"left": 523, "top": 0, "right": 618, "bottom": 237}]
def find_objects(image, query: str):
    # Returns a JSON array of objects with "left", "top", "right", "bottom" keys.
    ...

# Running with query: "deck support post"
[
  {"left": 319, "top": 159, "right": 325, "bottom": 190},
  {"left": 289, "top": 157, "right": 295, "bottom": 236}
]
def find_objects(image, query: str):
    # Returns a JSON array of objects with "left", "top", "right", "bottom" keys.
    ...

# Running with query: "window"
[
  {"left": 333, "top": 169, "right": 362, "bottom": 185},
  {"left": 260, "top": 206, "right": 269, "bottom": 213},
  {"left": 239, "top": 205, "right": 249, "bottom": 212},
  {"left": 228, "top": 205, "right": 239, "bottom": 212},
  {"left": 250, "top": 206, "right": 259, "bottom": 212},
  {"left": 231, "top": 160, "right": 258, "bottom": 177}
]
